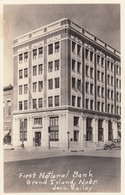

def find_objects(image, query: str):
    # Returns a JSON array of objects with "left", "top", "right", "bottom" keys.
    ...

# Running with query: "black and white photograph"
[{"left": 1, "top": 1, "right": 124, "bottom": 194}]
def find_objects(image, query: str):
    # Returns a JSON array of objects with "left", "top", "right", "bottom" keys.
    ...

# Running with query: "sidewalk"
[{"left": 4, "top": 145, "right": 121, "bottom": 162}]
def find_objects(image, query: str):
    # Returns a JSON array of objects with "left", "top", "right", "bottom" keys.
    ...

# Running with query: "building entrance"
[{"left": 35, "top": 132, "right": 41, "bottom": 146}]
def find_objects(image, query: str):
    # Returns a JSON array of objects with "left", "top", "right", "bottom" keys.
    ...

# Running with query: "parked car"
[{"left": 104, "top": 139, "right": 121, "bottom": 150}]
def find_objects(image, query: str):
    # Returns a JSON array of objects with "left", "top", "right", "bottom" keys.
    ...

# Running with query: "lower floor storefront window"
[
  {"left": 50, "top": 130, "right": 59, "bottom": 141},
  {"left": 74, "top": 130, "right": 79, "bottom": 141}
]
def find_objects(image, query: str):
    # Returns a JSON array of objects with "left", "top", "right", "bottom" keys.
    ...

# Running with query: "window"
[
  {"left": 19, "top": 101, "right": 22, "bottom": 110},
  {"left": 6, "top": 100, "right": 11, "bottom": 115},
  {"left": 97, "top": 71, "right": 100, "bottom": 81},
  {"left": 55, "top": 60, "right": 59, "bottom": 71},
  {"left": 20, "top": 119, "right": 27, "bottom": 141},
  {"left": 19, "top": 54, "right": 23, "bottom": 63},
  {"left": 33, "top": 99, "right": 37, "bottom": 109},
  {"left": 19, "top": 85, "right": 22, "bottom": 95},
  {"left": 48, "top": 79, "right": 53, "bottom": 90},
  {"left": 48, "top": 44, "right": 53, "bottom": 55},
  {"left": 86, "top": 49, "right": 89, "bottom": 60},
  {"left": 111, "top": 91, "right": 114, "bottom": 100},
  {"left": 33, "top": 82, "right": 37, "bottom": 92},
  {"left": 77, "top": 44, "right": 81, "bottom": 55},
  {"left": 90, "top": 100, "right": 93, "bottom": 110},
  {"left": 72, "top": 41, "right": 76, "bottom": 53},
  {"left": 86, "top": 82, "right": 89, "bottom": 93},
  {"left": 24, "top": 68, "right": 28, "bottom": 78},
  {"left": 101, "top": 72, "right": 104, "bottom": 82},
  {"left": 72, "top": 78, "right": 76, "bottom": 89},
  {"left": 77, "top": 62, "right": 81, "bottom": 73},
  {"left": 74, "top": 116, "right": 79, "bottom": 126},
  {"left": 55, "top": 42, "right": 59, "bottom": 53},
  {"left": 116, "top": 66, "right": 119, "bottom": 74},
  {"left": 111, "top": 77, "right": 114, "bottom": 86},
  {"left": 48, "top": 61, "right": 53, "bottom": 72},
  {"left": 97, "top": 102, "right": 100, "bottom": 111},
  {"left": 72, "top": 96, "right": 76, "bottom": 106},
  {"left": 38, "top": 47, "right": 43, "bottom": 57},
  {"left": 117, "top": 106, "right": 119, "bottom": 115},
  {"left": 101, "top": 103, "right": 104, "bottom": 112},
  {"left": 101, "top": 87, "right": 104, "bottom": 98},
  {"left": 77, "top": 97, "right": 81, "bottom": 107},
  {"left": 55, "top": 96, "right": 59, "bottom": 106},
  {"left": 101, "top": 58, "right": 104, "bottom": 67},
  {"left": 50, "top": 131, "right": 59, "bottom": 141},
  {"left": 86, "top": 118, "right": 92, "bottom": 141},
  {"left": 24, "top": 100, "right": 28, "bottom": 110},
  {"left": 33, "top": 49, "right": 37, "bottom": 59},
  {"left": 108, "top": 104, "right": 110, "bottom": 113},
  {"left": 55, "top": 78, "right": 59, "bottom": 88},
  {"left": 50, "top": 117, "right": 59, "bottom": 127},
  {"left": 38, "top": 98, "right": 43, "bottom": 108},
  {"left": 90, "top": 67, "right": 93, "bottom": 78},
  {"left": 77, "top": 79, "right": 81, "bottom": 91},
  {"left": 38, "top": 64, "right": 43, "bottom": 75},
  {"left": 33, "top": 66, "right": 37, "bottom": 76},
  {"left": 90, "top": 83, "right": 93, "bottom": 94},
  {"left": 97, "top": 86, "right": 100, "bottom": 96},
  {"left": 111, "top": 63, "right": 114, "bottom": 72},
  {"left": 111, "top": 105, "right": 114, "bottom": 113},
  {"left": 48, "top": 96, "right": 53, "bottom": 107},
  {"left": 74, "top": 131, "right": 79, "bottom": 141},
  {"left": 108, "top": 75, "right": 110, "bottom": 85},
  {"left": 97, "top": 55, "right": 100, "bottom": 65},
  {"left": 90, "top": 51, "right": 93, "bottom": 62},
  {"left": 86, "top": 66, "right": 89, "bottom": 77},
  {"left": 72, "top": 60, "right": 76, "bottom": 71},
  {"left": 24, "top": 52, "right": 28, "bottom": 62},
  {"left": 38, "top": 81, "right": 43, "bottom": 92},
  {"left": 86, "top": 99, "right": 89, "bottom": 109},
  {"left": 19, "top": 70, "right": 23, "bottom": 79},
  {"left": 24, "top": 84, "right": 28, "bottom": 94},
  {"left": 107, "top": 61, "right": 110, "bottom": 70},
  {"left": 108, "top": 89, "right": 110, "bottom": 99},
  {"left": 34, "top": 118, "right": 42, "bottom": 125}
]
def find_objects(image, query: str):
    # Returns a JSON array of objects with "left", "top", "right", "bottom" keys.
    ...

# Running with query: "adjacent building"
[
  {"left": 3, "top": 84, "right": 13, "bottom": 144},
  {"left": 12, "top": 18, "right": 121, "bottom": 149}
]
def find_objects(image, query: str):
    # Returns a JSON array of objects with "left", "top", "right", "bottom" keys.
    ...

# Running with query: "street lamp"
[{"left": 67, "top": 131, "right": 70, "bottom": 150}]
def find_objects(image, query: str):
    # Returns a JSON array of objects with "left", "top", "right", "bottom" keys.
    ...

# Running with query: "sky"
[{"left": 3, "top": 4, "right": 120, "bottom": 86}]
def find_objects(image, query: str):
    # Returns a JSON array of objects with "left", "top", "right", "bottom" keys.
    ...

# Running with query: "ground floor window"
[
  {"left": 74, "top": 131, "right": 79, "bottom": 141},
  {"left": 98, "top": 119, "right": 104, "bottom": 141},
  {"left": 50, "top": 131, "right": 59, "bottom": 141},
  {"left": 108, "top": 120, "right": 113, "bottom": 141},
  {"left": 20, "top": 119, "right": 27, "bottom": 141},
  {"left": 86, "top": 118, "right": 93, "bottom": 141}
]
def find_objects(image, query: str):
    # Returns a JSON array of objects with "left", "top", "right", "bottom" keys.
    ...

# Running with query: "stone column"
[
  {"left": 92, "top": 118, "right": 98, "bottom": 145},
  {"left": 103, "top": 119, "right": 108, "bottom": 142},
  {"left": 81, "top": 116, "right": 87, "bottom": 148},
  {"left": 42, "top": 115, "right": 49, "bottom": 148},
  {"left": 112, "top": 120, "right": 118, "bottom": 139},
  {"left": 28, "top": 117, "right": 33, "bottom": 147}
]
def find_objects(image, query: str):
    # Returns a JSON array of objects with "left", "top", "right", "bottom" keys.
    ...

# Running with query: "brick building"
[{"left": 12, "top": 18, "right": 121, "bottom": 149}]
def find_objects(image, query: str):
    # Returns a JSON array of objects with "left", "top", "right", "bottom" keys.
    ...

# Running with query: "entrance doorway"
[{"left": 35, "top": 132, "right": 41, "bottom": 146}]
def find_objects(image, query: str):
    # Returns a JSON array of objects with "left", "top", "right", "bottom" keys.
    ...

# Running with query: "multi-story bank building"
[{"left": 13, "top": 18, "right": 121, "bottom": 149}]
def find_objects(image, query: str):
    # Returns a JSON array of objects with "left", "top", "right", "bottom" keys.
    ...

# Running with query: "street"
[{"left": 4, "top": 150, "right": 121, "bottom": 193}]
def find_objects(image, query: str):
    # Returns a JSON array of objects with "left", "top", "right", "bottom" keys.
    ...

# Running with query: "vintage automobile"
[{"left": 104, "top": 139, "right": 121, "bottom": 150}]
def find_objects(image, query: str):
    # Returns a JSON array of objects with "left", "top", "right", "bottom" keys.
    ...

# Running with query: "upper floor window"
[
  {"left": 38, "top": 47, "right": 43, "bottom": 57},
  {"left": 55, "top": 60, "right": 59, "bottom": 71},
  {"left": 24, "top": 52, "right": 28, "bottom": 62},
  {"left": 33, "top": 49, "right": 37, "bottom": 59},
  {"left": 101, "top": 72, "right": 104, "bottom": 82},
  {"left": 38, "top": 98, "right": 43, "bottom": 108},
  {"left": 72, "top": 78, "right": 76, "bottom": 89},
  {"left": 48, "top": 61, "right": 53, "bottom": 72},
  {"left": 107, "top": 61, "right": 110, "bottom": 70},
  {"left": 48, "top": 44, "right": 53, "bottom": 55},
  {"left": 101, "top": 87, "right": 104, "bottom": 98},
  {"left": 111, "top": 76, "right": 114, "bottom": 86},
  {"left": 48, "top": 96, "right": 53, "bottom": 107},
  {"left": 24, "top": 84, "right": 28, "bottom": 94},
  {"left": 24, "top": 68, "right": 28, "bottom": 78},
  {"left": 86, "top": 82, "right": 89, "bottom": 93},
  {"left": 74, "top": 116, "right": 79, "bottom": 126},
  {"left": 111, "top": 63, "right": 114, "bottom": 72},
  {"left": 108, "top": 75, "right": 110, "bottom": 85},
  {"left": 38, "top": 81, "right": 43, "bottom": 92},
  {"left": 24, "top": 100, "right": 28, "bottom": 110},
  {"left": 97, "top": 71, "right": 100, "bottom": 81},
  {"left": 72, "top": 41, "right": 76, "bottom": 53},
  {"left": 86, "top": 99, "right": 89, "bottom": 109},
  {"left": 101, "top": 57, "right": 104, "bottom": 67},
  {"left": 33, "top": 82, "right": 37, "bottom": 92},
  {"left": 6, "top": 100, "right": 11, "bottom": 115},
  {"left": 90, "top": 100, "right": 93, "bottom": 110},
  {"left": 90, "top": 67, "right": 93, "bottom": 78},
  {"left": 77, "top": 79, "right": 81, "bottom": 91},
  {"left": 19, "top": 101, "right": 22, "bottom": 110},
  {"left": 55, "top": 42, "right": 59, "bottom": 53},
  {"left": 86, "top": 66, "right": 89, "bottom": 77},
  {"left": 77, "top": 97, "right": 81, "bottom": 107},
  {"left": 33, "top": 66, "right": 37, "bottom": 76},
  {"left": 90, "top": 51, "right": 93, "bottom": 62},
  {"left": 97, "top": 102, "right": 100, "bottom": 111},
  {"left": 77, "top": 62, "right": 81, "bottom": 73},
  {"left": 90, "top": 83, "right": 93, "bottom": 94},
  {"left": 86, "top": 49, "right": 89, "bottom": 60},
  {"left": 72, "top": 59, "right": 76, "bottom": 71},
  {"left": 19, "top": 85, "right": 22, "bottom": 95},
  {"left": 48, "top": 79, "right": 53, "bottom": 90},
  {"left": 97, "top": 86, "right": 100, "bottom": 97},
  {"left": 72, "top": 96, "right": 76, "bottom": 106},
  {"left": 55, "top": 96, "right": 59, "bottom": 106},
  {"left": 19, "top": 70, "right": 23, "bottom": 79},
  {"left": 49, "top": 116, "right": 59, "bottom": 126},
  {"left": 19, "top": 54, "right": 23, "bottom": 63},
  {"left": 38, "top": 64, "right": 43, "bottom": 75},
  {"left": 77, "top": 44, "right": 81, "bottom": 55},
  {"left": 55, "top": 78, "right": 59, "bottom": 88},
  {"left": 97, "top": 55, "right": 100, "bottom": 65},
  {"left": 34, "top": 117, "right": 42, "bottom": 125},
  {"left": 33, "top": 99, "right": 37, "bottom": 109}
]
